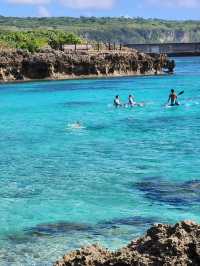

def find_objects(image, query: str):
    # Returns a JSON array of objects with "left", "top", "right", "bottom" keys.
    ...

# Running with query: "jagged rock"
[
  {"left": 54, "top": 221, "right": 200, "bottom": 266},
  {"left": 0, "top": 49, "right": 175, "bottom": 82}
]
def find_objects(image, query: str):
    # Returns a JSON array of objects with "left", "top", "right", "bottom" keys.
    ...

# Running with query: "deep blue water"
[{"left": 0, "top": 57, "right": 200, "bottom": 265}]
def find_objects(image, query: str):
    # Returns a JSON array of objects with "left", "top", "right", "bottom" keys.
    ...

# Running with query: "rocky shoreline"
[
  {"left": 54, "top": 221, "right": 200, "bottom": 266},
  {"left": 0, "top": 49, "right": 175, "bottom": 82}
]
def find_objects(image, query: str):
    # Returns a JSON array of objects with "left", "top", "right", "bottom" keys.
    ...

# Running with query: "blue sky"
[{"left": 1, "top": 0, "right": 200, "bottom": 19}]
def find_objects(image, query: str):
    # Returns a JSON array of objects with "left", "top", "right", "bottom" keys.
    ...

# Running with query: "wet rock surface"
[
  {"left": 0, "top": 49, "right": 175, "bottom": 82},
  {"left": 54, "top": 221, "right": 200, "bottom": 266}
]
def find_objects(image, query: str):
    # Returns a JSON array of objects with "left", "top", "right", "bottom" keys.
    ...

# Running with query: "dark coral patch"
[
  {"left": 135, "top": 179, "right": 200, "bottom": 206},
  {"left": 25, "top": 222, "right": 93, "bottom": 237},
  {"left": 98, "top": 216, "right": 157, "bottom": 229}
]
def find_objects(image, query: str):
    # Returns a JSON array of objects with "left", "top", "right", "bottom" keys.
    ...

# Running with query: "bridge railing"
[{"left": 124, "top": 42, "right": 200, "bottom": 55}]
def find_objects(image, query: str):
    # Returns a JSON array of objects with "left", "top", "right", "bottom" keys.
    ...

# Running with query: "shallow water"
[{"left": 0, "top": 57, "right": 200, "bottom": 265}]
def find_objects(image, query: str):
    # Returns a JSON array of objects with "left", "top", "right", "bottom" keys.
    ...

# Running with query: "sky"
[{"left": 1, "top": 0, "right": 200, "bottom": 20}]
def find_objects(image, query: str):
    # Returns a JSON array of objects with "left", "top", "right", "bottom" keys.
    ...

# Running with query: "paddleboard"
[{"left": 165, "top": 104, "right": 180, "bottom": 109}]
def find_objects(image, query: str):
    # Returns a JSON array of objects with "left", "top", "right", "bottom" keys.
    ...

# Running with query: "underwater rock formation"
[
  {"left": 54, "top": 220, "right": 200, "bottom": 266},
  {"left": 135, "top": 179, "right": 200, "bottom": 206},
  {"left": 0, "top": 49, "right": 175, "bottom": 82}
]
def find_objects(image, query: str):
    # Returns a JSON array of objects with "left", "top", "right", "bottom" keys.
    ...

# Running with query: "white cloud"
[
  {"left": 59, "top": 0, "right": 115, "bottom": 10},
  {"left": 7, "top": 0, "right": 50, "bottom": 4},
  {"left": 38, "top": 5, "right": 51, "bottom": 16},
  {"left": 6, "top": 0, "right": 115, "bottom": 11},
  {"left": 147, "top": 0, "right": 200, "bottom": 8}
]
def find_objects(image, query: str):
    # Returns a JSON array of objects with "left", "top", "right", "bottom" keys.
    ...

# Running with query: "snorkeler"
[
  {"left": 75, "top": 121, "right": 81, "bottom": 128},
  {"left": 114, "top": 95, "right": 122, "bottom": 107},
  {"left": 69, "top": 121, "right": 82, "bottom": 129},
  {"left": 167, "top": 89, "right": 179, "bottom": 106}
]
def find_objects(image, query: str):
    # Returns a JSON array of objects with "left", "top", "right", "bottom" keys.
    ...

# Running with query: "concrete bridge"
[{"left": 124, "top": 42, "right": 200, "bottom": 56}]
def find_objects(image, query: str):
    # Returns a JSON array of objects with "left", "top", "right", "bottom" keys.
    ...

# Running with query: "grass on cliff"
[{"left": 1, "top": 16, "right": 200, "bottom": 44}]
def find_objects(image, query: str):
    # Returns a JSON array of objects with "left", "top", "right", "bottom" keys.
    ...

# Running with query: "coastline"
[
  {"left": 54, "top": 221, "right": 200, "bottom": 266},
  {"left": 0, "top": 70, "right": 167, "bottom": 85},
  {"left": 0, "top": 49, "right": 175, "bottom": 84}
]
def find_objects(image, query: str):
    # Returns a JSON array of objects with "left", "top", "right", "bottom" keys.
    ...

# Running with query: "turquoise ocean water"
[{"left": 0, "top": 57, "right": 200, "bottom": 265}]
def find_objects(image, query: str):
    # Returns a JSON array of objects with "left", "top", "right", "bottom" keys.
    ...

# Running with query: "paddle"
[
  {"left": 178, "top": 90, "right": 184, "bottom": 96},
  {"left": 165, "top": 90, "right": 184, "bottom": 107}
]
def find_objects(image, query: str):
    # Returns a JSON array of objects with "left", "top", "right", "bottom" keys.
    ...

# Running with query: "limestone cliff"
[{"left": 0, "top": 49, "right": 175, "bottom": 82}]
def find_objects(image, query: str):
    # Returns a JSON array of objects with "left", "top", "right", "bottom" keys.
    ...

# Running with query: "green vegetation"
[
  {"left": 0, "top": 30, "right": 82, "bottom": 52},
  {"left": 0, "top": 16, "right": 200, "bottom": 50}
]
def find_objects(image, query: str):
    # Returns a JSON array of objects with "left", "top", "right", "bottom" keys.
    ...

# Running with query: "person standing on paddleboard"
[{"left": 167, "top": 89, "right": 179, "bottom": 106}]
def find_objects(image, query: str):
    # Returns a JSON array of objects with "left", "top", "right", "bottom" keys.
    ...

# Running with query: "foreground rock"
[
  {"left": 54, "top": 221, "right": 200, "bottom": 266},
  {"left": 0, "top": 49, "right": 175, "bottom": 82}
]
